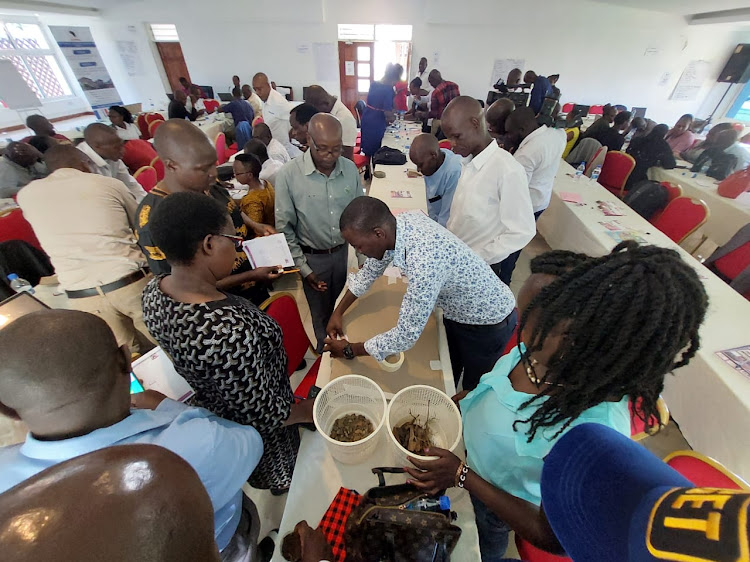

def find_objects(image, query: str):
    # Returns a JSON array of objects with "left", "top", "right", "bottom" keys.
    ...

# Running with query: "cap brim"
[{"left": 541, "top": 423, "right": 692, "bottom": 562}]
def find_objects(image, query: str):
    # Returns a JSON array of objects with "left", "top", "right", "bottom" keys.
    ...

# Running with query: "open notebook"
[{"left": 242, "top": 233, "right": 298, "bottom": 272}]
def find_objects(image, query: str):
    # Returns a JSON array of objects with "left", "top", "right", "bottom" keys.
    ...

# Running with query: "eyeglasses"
[
  {"left": 218, "top": 233, "right": 244, "bottom": 250},
  {"left": 309, "top": 135, "right": 343, "bottom": 157}
]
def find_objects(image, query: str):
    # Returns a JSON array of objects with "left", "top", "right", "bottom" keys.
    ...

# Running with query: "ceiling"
[{"left": 589, "top": 0, "right": 750, "bottom": 16}]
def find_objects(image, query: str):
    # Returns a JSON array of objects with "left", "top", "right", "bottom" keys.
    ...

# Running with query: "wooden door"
[
  {"left": 338, "top": 41, "right": 374, "bottom": 114},
  {"left": 156, "top": 42, "right": 190, "bottom": 93}
]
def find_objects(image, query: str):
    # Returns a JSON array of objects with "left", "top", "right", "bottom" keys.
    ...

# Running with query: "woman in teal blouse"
[{"left": 405, "top": 242, "right": 708, "bottom": 561}]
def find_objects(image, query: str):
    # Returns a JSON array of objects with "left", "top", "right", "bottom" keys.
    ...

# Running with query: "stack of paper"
[{"left": 242, "top": 233, "right": 296, "bottom": 270}]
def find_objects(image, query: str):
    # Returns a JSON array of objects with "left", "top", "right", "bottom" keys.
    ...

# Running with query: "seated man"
[
  {"left": 408, "top": 133, "right": 461, "bottom": 226},
  {"left": 505, "top": 107, "right": 567, "bottom": 219},
  {"left": 241, "top": 84, "right": 263, "bottom": 119},
  {"left": 0, "top": 309, "right": 263, "bottom": 556},
  {"left": 187, "top": 85, "right": 207, "bottom": 117},
  {"left": 304, "top": 85, "right": 358, "bottom": 160},
  {"left": 77, "top": 123, "right": 147, "bottom": 201},
  {"left": 0, "top": 445, "right": 222, "bottom": 562},
  {"left": 220, "top": 88, "right": 255, "bottom": 126},
  {"left": 22, "top": 114, "right": 71, "bottom": 143},
  {"left": 629, "top": 116, "right": 656, "bottom": 141},
  {"left": 168, "top": 89, "right": 198, "bottom": 121},
  {"left": 289, "top": 103, "right": 320, "bottom": 150},
  {"left": 253, "top": 122, "right": 291, "bottom": 164},
  {"left": 324, "top": 196, "right": 517, "bottom": 392},
  {"left": 582, "top": 104, "right": 616, "bottom": 139},
  {"left": 18, "top": 145, "right": 155, "bottom": 353},
  {"left": 590, "top": 110, "right": 631, "bottom": 152},
  {"left": 0, "top": 142, "right": 47, "bottom": 198},
  {"left": 485, "top": 98, "right": 515, "bottom": 149},
  {"left": 243, "top": 139, "right": 284, "bottom": 185}
]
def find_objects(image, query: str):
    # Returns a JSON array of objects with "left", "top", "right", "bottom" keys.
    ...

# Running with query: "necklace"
[{"left": 525, "top": 358, "right": 564, "bottom": 387}]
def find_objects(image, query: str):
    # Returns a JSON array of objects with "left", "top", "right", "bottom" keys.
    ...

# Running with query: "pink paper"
[{"left": 561, "top": 192, "right": 583, "bottom": 204}]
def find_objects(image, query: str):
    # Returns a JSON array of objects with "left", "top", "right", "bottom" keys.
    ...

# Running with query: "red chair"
[
  {"left": 260, "top": 292, "right": 320, "bottom": 401},
  {"left": 203, "top": 99, "right": 220, "bottom": 113},
  {"left": 664, "top": 450, "right": 749, "bottom": 490},
  {"left": 352, "top": 152, "right": 368, "bottom": 173},
  {"left": 148, "top": 120, "right": 164, "bottom": 137},
  {"left": 651, "top": 197, "right": 709, "bottom": 244},
  {"left": 121, "top": 139, "right": 157, "bottom": 174},
  {"left": 133, "top": 166, "right": 158, "bottom": 192},
  {"left": 561, "top": 103, "right": 574, "bottom": 114},
  {"left": 0, "top": 209, "right": 42, "bottom": 251},
  {"left": 438, "top": 139, "right": 452, "bottom": 150},
  {"left": 583, "top": 146, "right": 607, "bottom": 177},
  {"left": 597, "top": 151, "right": 635, "bottom": 198},
  {"left": 145, "top": 113, "right": 164, "bottom": 125},
  {"left": 150, "top": 156, "right": 165, "bottom": 182},
  {"left": 252, "top": 116, "right": 264, "bottom": 127},
  {"left": 515, "top": 539, "right": 571, "bottom": 562},
  {"left": 589, "top": 105, "right": 604, "bottom": 115},
  {"left": 214, "top": 132, "right": 237, "bottom": 165},
  {"left": 629, "top": 396, "right": 670, "bottom": 441},
  {"left": 136, "top": 113, "right": 151, "bottom": 140},
  {"left": 649, "top": 182, "right": 683, "bottom": 222}
]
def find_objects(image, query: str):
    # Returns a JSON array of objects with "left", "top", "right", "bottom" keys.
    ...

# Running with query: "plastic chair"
[
  {"left": 352, "top": 152, "right": 368, "bottom": 172},
  {"left": 145, "top": 113, "right": 164, "bottom": 125},
  {"left": 561, "top": 102, "right": 574, "bottom": 114},
  {"left": 664, "top": 450, "right": 749, "bottom": 490},
  {"left": 136, "top": 113, "right": 151, "bottom": 139},
  {"left": 515, "top": 539, "right": 572, "bottom": 562},
  {"left": 438, "top": 139, "right": 452, "bottom": 150},
  {"left": 651, "top": 197, "right": 709, "bottom": 244},
  {"left": 150, "top": 156, "right": 165, "bottom": 182},
  {"left": 589, "top": 105, "right": 604, "bottom": 115},
  {"left": 260, "top": 292, "right": 320, "bottom": 401},
  {"left": 204, "top": 99, "right": 220, "bottom": 113},
  {"left": 0, "top": 209, "right": 42, "bottom": 251},
  {"left": 214, "top": 132, "right": 230, "bottom": 165},
  {"left": 583, "top": 146, "right": 607, "bottom": 177},
  {"left": 121, "top": 139, "right": 157, "bottom": 174},
  {"left": 133, "top": 166, "right": 158, "bottom": 192},
  {"left": 148, "top": 120, "right": 164, "bottom": 137},
  {"left": 252, "top": 116, "right": 264, "bottom": 127},
  {"left": 629, "top": 396, "right": 670, "bottom": 441},
  {"left": 660, "top": 181, "right": 683, "bottom": 203},
  {"left": 597, "top": 151, "right": 636, "bottom": 198}
]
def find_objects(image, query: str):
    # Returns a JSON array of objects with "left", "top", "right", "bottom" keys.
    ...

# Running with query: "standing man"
[
  {"left": 442, "top": 97, "right": 535, "bottom": 285},
  {"left": 417, "top": 70, "right": 460, "bottom": 137},
  {"left": 304, "top": 85, "right": 358, "bottom": 160},
  {"left": 324, "top": 197, "right": 516, "bottom": 392},
  {"left": 523, "top": 70, "right": 552, "bottom": 115},
  {"left": 168, "top": 90, "right": 198, "bottom": 121},
  {"left": 77, "top": 123, "right": 146, "bottom": 202},
  {"left": 275, "top": 114, "right": 364, "bottom": 352},
  {"left": 0, "top": 142, "right": 47, "bottom": 198},
  {"left": 17, "top": 145, "right": 154, "bottom": 352},
  {"left": 505, "top": 107, "right": 567, "bottom": 220},
  {"left": 252, "top": 72, "right": 301, "bottom": 157},
  {"left": 414, "top": 57, "right": 433, "bottom": 92},
  {"left": 229, "top": 74, "right": 241, "bottom": 94},
  {"left": 485, "top": 98, "right": 516, "bottom": 149},
  {"left": 241, "top": 84, "right": 263, "bottom": 119},
  {"left": 408, "top": 133, "right": 461, "bottom": 227}
]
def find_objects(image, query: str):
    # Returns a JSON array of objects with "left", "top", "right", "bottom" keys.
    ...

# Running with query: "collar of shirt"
[
  {"left": 518, "top": 125, "right": 548, "bottom": 151},
  {"left": 301, "top": 149, "right": 343, "bottom": 178},
  {"left": 78, "top": 141, "right": 109, "bottom": 168},
  {"left": 264, "top": 88, "right": 288, "bottom": 110},
  {"left": 465, "top": 140, "right": 499, "bottom": 172}
]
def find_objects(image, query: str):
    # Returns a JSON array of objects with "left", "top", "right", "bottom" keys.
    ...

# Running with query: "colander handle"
[{"left": 372, "top": 467, "right": 405, "bottom": 487}]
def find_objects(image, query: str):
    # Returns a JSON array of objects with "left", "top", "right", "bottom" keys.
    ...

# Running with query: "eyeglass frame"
[
  {"left": 217, "top": 233, "right": 244, "bottom": 250},
  {"left": 308, "top": 134, "right": 344, "bottom": 158}
]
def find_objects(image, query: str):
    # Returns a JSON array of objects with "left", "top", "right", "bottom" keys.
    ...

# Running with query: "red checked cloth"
[{"left": 318, "top": 487, "right": 362, "bottom": 561}]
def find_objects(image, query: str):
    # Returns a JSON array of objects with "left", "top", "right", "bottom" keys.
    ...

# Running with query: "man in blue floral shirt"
[{"left": 324, "top": 196, "right": 517, "bottom": 391}]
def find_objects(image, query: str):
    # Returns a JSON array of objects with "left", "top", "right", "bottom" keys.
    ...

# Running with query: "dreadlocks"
[
  {"left": 516, "top": 241, "right": 708, "bottom": 442},
  {"left": 528, "top": 249, "right": 592, "bottom": 277}
]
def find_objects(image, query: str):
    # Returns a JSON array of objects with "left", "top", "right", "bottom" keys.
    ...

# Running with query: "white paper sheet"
[
  {"left": 132, "top": 348, "right": 194, "bottom": 402},
  {"left": 670, "top": 60, "right": 710, "bottom": 101},
  {"left": 489, "top": 58, "right": 525, "bottom": 88},
  {"left": 242, "top": 233, "right": 295, "bottom": 269}
]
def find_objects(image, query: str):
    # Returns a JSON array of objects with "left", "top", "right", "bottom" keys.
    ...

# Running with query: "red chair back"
[
  {"left": 589, "top": 105, "right": 604, "bottom": 115},
  {"left": 515, "top": 537, "right": 572, "bottom": 562},
  {"left": 215, "top": 132, "right": 228, "bottom": 165},
  {"left": 584, "top": 146, "right": 607, "bottom": 176},
  {"left": 148, "top": 120, "right": 164, "bottom": 137},
  {"left": 262, "top": 293, "right": 315, "bottom": 377},
  {"left": 714, "top": 240, "right": 750, "bottom": 280},
  {"left": 136, "top": 113, "right": 150, "bottom": 139},
  {"left": 150, "top": 156, "right": 165, "bottom": 182},
  {"left": 438, "top": 139, "right": 452, "bottom": 150},
  {"left": 598, "top": 151, "right": 635, "bottom": 198},
  {"left": 121, "top": 139, "right": 157, "bottom": 174},
  {"left": 664, "top": 451, "right": 748, "bottom": 490},
  {"left": 561, "top": 102, "right": 574, "bottom": 114},
  {"left": 204, "top": 99, "right": 220, "bottom": 113},
  {"left": 651, "top": 197, "right": 708, "bottom": 244},
  {"left": 0, "top": 209, "right": 42, "bottom": 250},
  {"left": 145, "top": 113, "right": 164, "bottom": 125},
  {"left": 660, "top": 181, "right": 683, "bottom": 203},
  {"left": 133, "top": 166, "right": 158, "bottom": 192}
]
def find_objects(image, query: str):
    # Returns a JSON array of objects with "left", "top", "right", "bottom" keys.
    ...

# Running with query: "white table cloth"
[
  {"left": 538, "top": 162, "right": 750, "bottom": 482},
  {"left": 648, "top": 166, "right": 750, "bottom": 246}
]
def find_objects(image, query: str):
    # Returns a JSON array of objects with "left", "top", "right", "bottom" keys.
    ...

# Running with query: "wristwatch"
[{"left": 343, "top": 343, "right": 355, "bottom": 360}]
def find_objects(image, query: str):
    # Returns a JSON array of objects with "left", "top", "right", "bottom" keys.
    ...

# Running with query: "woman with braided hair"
[{"left": 404, "top": 241, "right": 708, "bottom": 560}]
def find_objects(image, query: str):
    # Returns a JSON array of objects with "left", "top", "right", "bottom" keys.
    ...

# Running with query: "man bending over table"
[{"left": 324, "top": 196, "right": 517, "bottom": 391}]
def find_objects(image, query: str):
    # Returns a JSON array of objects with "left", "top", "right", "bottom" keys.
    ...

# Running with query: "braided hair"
[
  {"left": 516, "top": 241, "right": 708, "bottom": 441},
  {"left": 528, "top": 249, "right": 592, "bottom": 277}
]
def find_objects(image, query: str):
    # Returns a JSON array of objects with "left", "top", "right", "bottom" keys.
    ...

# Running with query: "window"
[
  {"left": 727, "top": 82, "right": 750, "bottom": 123},
  {"left": 0, "top": 21, "right": 72, "bottom": 101},
  {"left": 149, "top": 24, "right": 179, "bottom": 42}
]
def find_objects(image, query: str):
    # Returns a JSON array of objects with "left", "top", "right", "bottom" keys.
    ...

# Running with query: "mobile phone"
[{"left": 130, "top": 372, "right": 145, "bottom": 394}]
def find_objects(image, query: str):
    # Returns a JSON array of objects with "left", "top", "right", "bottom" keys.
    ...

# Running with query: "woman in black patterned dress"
[{"left": 141, "top": 191, "right": 314, "bottom": 490}]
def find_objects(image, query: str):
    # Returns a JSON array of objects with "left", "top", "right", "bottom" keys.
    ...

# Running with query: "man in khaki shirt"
[{"left": 17, "top": 144, "right": 155, "bottom": 353}]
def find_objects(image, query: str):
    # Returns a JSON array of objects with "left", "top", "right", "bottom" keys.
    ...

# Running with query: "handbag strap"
[{"left": 371, "top": 467, "right": 405, "bottom": 487}]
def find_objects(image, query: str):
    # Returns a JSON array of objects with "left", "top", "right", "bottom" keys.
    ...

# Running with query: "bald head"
[
  {"left": 0, "top": 445, "right": 220, "bottom": 562},
  {"left": 43, "top": 144, "right": 91, "bottom": 173},
  {"left": 505, "top": 106, "right": 539, "bottom": 146},
  {"left": 26, "top": 114, "right": 55, "bottom": 137},
  {"left": 154, "top": 119, "right": 216, "bottom": 164},
  {"left": 441, "top": 96, "right": 489, "bottom": 157},
  {"left": 507, "top": 68, "right": 522, "bottom": 86},
  {"left": 308, "top": 113, "right": 342, "bottom": 141},
  {"left": 486, "top": 98, "right": 516, "bottom": 138},
  {"left": 83, "top": 123, "right": 123, "bottom": 161},
  {"left": 174, "top": 89, "right": 187, "bottom": 104},
  {"left": 409, "top": 134, "right": 443, "bottom": 176},
  {"left": 252, "top": 122, "right": 272, "bottom": 145},
  {"left": 308, "top": 113, "right": 343, "bottom": 173},
  {"left": 304, "top": 85, "right": 335, "bottom": 113},
  {"left": 252, "top": 72, "right": 271, "bottom": 102}
]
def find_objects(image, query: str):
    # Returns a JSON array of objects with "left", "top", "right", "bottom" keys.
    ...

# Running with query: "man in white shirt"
[
  {"left": 414, "top": 57, "right": 434, "bottom": 92},
  {"left": 443, "top": 96, "right": 535, "bottom": 285},
  {"left": 253, "top": 122, "right": 291, "bottom": 164},
  {"left": 505, "top": 107, "right": 567, "bottom": 219},
  {"left": 304, "top": 85, "right": 358, "bottom": 160},
  {"left": 77, "top": 123, "right": 147, "bottom": 202},
  {"left": 241, "top": 84, "right": 263, "bottom": 119},
  {"left": 252, "top": 72, "right": 301, "bottom": 158},
  {"left": 17, "top": 145, "right": 155, "bottom": 353}
]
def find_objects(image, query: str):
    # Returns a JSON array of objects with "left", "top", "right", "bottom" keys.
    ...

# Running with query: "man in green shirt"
[{"left": 275, "top": 113, "right": 364, "bottom": 351}]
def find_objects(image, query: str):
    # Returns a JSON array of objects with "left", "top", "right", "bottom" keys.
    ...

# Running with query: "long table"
[
  {"left": 272, "top": 122, "right": 481, "bottom": 561},
  {"left": 538, "top": 162, "right": 750, "bottom": 482},
  {"left": 648, "top": 166, "right": 750, "bottom": 246}
]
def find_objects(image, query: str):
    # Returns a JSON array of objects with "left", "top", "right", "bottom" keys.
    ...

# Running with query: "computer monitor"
[
  {"left": 632, "top": 107, "right": 647, "bottom": 119},
  {"left": 218, "top": 92, "right": 233, "bottom": 102},
  {"left": 0, "top": 292, "right": 49, "bottom": 331},
  {"left": 508, "top": 91, "right": 530, "bottom": 108},
  {"left": 573, "top": 104, "right": 591, "bottom": 117}
]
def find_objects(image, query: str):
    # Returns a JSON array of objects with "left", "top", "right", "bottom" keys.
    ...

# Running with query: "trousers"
[
  {"left": 301, "top": 245, "right": 349, "bottom": 352},
  {"left": 471, "top": 495, "right": 512, "bottom": 562}
]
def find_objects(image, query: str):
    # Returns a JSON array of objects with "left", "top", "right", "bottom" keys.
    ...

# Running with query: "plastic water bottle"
[
  {"left": 591, "top": 164, "right": 602, "bottom": 181},
  {"left": 7, "top": 273, "right": 34, "bottom": 294},
  {"left": 404, "top": 495, "right": 451, "bottom": 513},
  {"left": 699, "top": 162, "right": 710, "bottom": 175},
  {"left": 575, "top": 162, "right": 586, "bottom": 179}
]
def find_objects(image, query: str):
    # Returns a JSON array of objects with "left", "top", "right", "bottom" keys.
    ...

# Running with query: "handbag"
[
  {"left": 372, "top": 147, "right": 407, "bottom": 166},
  {"left": 344, "top": 468, "right": 462, "bottom": 562},
  {"left": 692, "top": 148, "right": 739, "bottom": 181},
  {"left": 718, "top": 167, "right": 750, "bottom": 199}
]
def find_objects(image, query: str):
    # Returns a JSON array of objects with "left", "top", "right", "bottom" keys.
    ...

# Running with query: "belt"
[
  {"left": 300, "top": 244, "right": 345, "bottom": 255},
  {"left": 66, "top": 268, "right": 150, "bottom": 299}
]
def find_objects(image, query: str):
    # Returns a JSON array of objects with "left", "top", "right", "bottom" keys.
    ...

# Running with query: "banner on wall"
[{"left": 49, "top": 25, "right": 122, "bottom": 110}]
